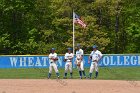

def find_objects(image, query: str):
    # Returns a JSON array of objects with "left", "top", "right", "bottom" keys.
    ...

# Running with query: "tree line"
[{"left": 0, "top": 0, "right": 140, "bottom": 54}]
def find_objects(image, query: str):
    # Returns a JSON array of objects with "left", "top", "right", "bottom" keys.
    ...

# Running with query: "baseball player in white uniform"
[
  {"left": 48, "top": 48, "right": 60, "bottom": 79},
  {"left": 88, "top": 45, "right": 103, "bottom": 79},
  {"left": 75, "top": 44, "right": 86, "bottom": 79},
  {"left": 63, "top": 48, "right": 74, "bottom": 79}
]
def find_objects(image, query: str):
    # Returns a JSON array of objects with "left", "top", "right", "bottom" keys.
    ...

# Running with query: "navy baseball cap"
[
  {"left": 92, "top": 45, "right": 98, "bottom": 48},
  {"left": 68, "top": 48, "right": 72, "bottom": 50},
  {"left": 51, "top": 48, "right": 55, "bottom": 50}
]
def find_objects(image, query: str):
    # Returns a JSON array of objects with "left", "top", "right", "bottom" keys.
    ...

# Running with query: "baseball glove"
[
  {"left": 53, "top": 58, "right": 58, "bottom": 61},
  {"left": 77, "top": 62, "right": 81, "bottom": 67}
]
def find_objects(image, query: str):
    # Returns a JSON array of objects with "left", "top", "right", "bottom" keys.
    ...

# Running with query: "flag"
[{"left": 73, "top": 12, "right": 86, "bottom": 28}]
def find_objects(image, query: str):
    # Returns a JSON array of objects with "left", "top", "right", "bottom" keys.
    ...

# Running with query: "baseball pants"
[
  {"left": 49, "top": 63, "right": 59, "bottom": 73},
  {"left": 89, "top": 62, "right": 98, "bottom": 73},
  {"left": 77, "top": 61, "right": 84, "bottom": 71},
  {"left": 65, "top": 62, "right": 72, "bottom": 73}
]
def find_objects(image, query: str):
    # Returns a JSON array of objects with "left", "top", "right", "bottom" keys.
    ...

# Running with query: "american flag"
[{"left": 74, "top": 12, "right": 86, "bottom": 28}]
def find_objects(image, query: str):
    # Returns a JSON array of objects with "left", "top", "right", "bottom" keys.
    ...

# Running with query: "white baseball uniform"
[
  {"left": 48, "top": 53, "right": 59, "bottom": 73},
  {"left": 76, "top": 49, "right": 84, "bottom": 71},
  {"left": 64, "top": 53, "right": 74, "bottom": 73},
  {"left": 89, "top": 50, "right": 103, "bottom": 73}
]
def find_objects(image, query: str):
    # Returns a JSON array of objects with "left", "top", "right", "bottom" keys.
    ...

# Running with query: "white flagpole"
[
  {"left": 72, "top": 10, "right": 75, "bottom": 68},
  {"left": 73, "top": 11, "right": 75, "bottom": 55}
]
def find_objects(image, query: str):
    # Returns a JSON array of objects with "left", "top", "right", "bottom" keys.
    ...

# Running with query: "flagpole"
[
  {"left": 73, "top": 10, "right": 75, "bottom": 55},
  {"left": 72, "top": 10, "right": 75, "bottom": 68}
]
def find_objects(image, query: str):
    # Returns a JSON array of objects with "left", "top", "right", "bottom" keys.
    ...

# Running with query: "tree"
[{"left": 0, "top": 0, "right": 140, "bottom": 54}]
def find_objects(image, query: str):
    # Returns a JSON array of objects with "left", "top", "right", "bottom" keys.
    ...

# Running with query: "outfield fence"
[{"left": 0, "top": 54, "right": 140, "bottom": 68}]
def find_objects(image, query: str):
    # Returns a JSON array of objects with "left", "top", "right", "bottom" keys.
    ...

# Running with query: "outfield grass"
[{"left": 0, "top": 67, "right": 140, "bottom": 80}]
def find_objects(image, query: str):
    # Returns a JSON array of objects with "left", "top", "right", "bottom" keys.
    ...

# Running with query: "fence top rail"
[{"left": 0, "top": 54, "right": 140, "bottom": 56}]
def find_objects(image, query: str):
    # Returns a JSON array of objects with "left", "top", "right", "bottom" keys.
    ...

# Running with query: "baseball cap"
[
  {"left": 92, "top": 45, "right": 98, "bottom": 48},
  {"left": 68, "top": 48, "right": 72, "bottom": 50},
  {"left": 51, "top": 48, "right": 55, "bottom": 50}
]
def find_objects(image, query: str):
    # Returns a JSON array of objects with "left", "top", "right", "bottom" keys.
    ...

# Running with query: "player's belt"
[
  {"left": 92, "top": 60, "right": 97, "bottom": 62},
  {"left": 50, "top": 62, "right": 55, "bottom": 63}
]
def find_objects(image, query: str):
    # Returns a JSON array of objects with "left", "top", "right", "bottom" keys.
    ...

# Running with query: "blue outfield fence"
[{"left": 0, "top": 54, "right": 140, "bottom": 68}]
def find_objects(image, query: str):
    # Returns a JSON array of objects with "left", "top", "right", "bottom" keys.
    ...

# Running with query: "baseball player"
[
  {"left": 48, "top": 48, "right": 60, "bottom": 79},
  {"left": 88, "top": 45, "right": 103, "bottom": 79},
  {"left": 63, "top": 48, "right": 74, "bottom": 79},
  {"left": 75, "top": 44, "right": 86, "bottom": 79}
]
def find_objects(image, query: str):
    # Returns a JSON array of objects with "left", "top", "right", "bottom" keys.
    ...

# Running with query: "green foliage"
[
  {"left": 125, "top": 23, "right": 140, "bottom": 53},
  {"left": 0, "top": 33, "right": 10, "bottom": 48},
  {"left": 0, "top": 0, "right": 140, "bottom": 54}
]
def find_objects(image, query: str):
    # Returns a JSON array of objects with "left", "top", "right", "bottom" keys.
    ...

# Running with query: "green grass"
[{"left": 0, "top": 67, "right": 140, "bottom": 80}]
